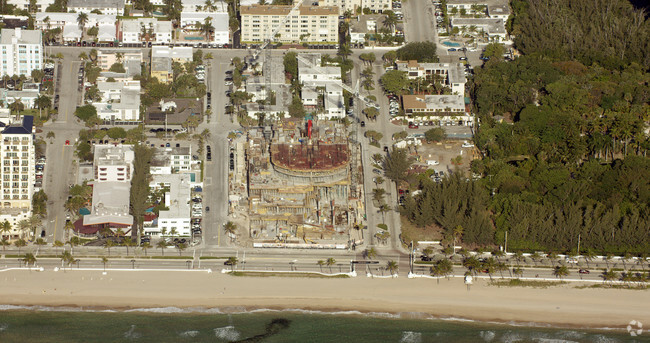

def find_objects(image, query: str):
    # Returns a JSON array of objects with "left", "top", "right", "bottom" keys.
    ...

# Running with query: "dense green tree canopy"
[{"left": 395, "top": 42, "right": 438, "bottom": 62}]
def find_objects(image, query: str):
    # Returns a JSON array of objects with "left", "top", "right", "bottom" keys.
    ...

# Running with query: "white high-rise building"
[
  {"left": 0, "top": 28, "right": 43, "bottom": 77},
  {"left": 0, "top": 116, "right": 35, "bottom": 233}
]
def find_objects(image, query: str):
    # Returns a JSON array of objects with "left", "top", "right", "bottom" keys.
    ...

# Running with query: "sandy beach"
[{"left": 0, "top": 269, "right": 647, "bottom": 330}]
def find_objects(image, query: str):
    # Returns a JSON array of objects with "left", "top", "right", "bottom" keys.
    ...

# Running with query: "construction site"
[{"left": 236, "top": 118, "right": 365, "bottom": 249}]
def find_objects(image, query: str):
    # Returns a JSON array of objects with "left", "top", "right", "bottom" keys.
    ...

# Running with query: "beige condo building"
[{"left": 240, "top": 5, "right": 339, "bottom": 44}]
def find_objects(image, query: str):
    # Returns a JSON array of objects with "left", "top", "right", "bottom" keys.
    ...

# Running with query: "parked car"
[
  {"left": 408, "top": 123, "right": 419, "bottom": 129},
  {"left": 461, "top": 141, "right": 475, "bottom": 148},
  {"left": 578, "top": 269, "right": 590, "bottom": 274},
  {"left": 372, "top": 168, "right": 382, "bottom": 175}
]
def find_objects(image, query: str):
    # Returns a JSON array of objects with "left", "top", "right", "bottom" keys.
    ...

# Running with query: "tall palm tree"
[
  {"left": 14, "top": 239, "right": 26, "bottom": 254},
  {"left": 176, "top": 242, "right": 187, "bottom": 256},
  {"left": 365, "top": 247, "right": 377, "bottom": 260},
  {"left": 1, "top": 238, "right": 10, "bottom": 251},
  {"left": 200, "top": 17, "right": 214, "bottom": 40},
  {"left": 101, "top": 257, "right": 108, "bottom": 271},
  {"left": 451, "top": 225, "right": 464, "bottom": 254},
  {"left": 224, "top": 222, "right": 237, "bottom": 242},
  {"left": 104, "top": 239, "right": 115, "bottom": 256},
  {"left": 141, "top": 242, "right": 151, "bottom": 256},
  {"left": 553, "top": 265, "right": 569, "bottom": 280},
  {"left": 601, "top": 269, "right": 618, "bottom": 285},
  {"left": 226, "top": 256, "right": 238, "bottom": 271},
  {"left": 317, "top": 260, "right": 324, "bottom": 272},
  {"left": 67, "top": 236, "right": 81, "bottom": 254},
  {"left": 123, "top": 237, "right": 135, "bottom": 256},
  {"left": 34, "top": 238, "right": 47, "bottom": 254},
  {"left": 1, "top": 220, "right": 11, "bottom": 239},
  {"left": 23, "top": 253, "right": 37, "bottom": 269},
  {"left": 77, "top": 12, "right": 88, "bottom": 31},
  {"left": 531, "top": 252, "right": 542, "bottom": 266},
  {"left": 60, "top": 251, "right": 74, "bottom": 270},
  {"left": 53, "top": 240, "right": 64, "bottom": 255},
  {"left": 386, "top": 260, "right": 398, "bottom": 275},
  {"left": 326, "top": 258, "right": 336, "bottom": 273},
  {"left": 156, "top": 240, "right": 167, "bottom": 256}
]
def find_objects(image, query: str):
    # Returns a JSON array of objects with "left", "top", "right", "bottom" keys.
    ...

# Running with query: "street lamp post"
[{"left": 130, "top": 259, "right": 136, "bottom": 269}]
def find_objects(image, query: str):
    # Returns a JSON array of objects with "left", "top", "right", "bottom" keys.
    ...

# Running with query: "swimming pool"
[{"left": 442, "top": 41, "right": 461, "bottom": 47}]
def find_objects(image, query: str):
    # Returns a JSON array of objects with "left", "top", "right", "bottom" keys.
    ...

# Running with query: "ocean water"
[{"left": 0, "top": 306, "right": 644, "bottom": 343}]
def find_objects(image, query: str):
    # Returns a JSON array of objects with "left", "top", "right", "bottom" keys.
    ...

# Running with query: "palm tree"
[
  {"left": 60, "top": 251, "right": 74, "bottom": 270},
  {"left": 436, "top": 259, "right": 453, "bottom": 280},
  {"left": 462, "top": 256, "right": 480, "bottom": 276},
  {"left": 317, "top": 260, "right": 324, "bottom": 272},
  {"left": 601, "top": 269, "right": 618, "bottom": 285},
  {"left": 53, "top": 240, "right": 64, "bottom": 255},
  {"left": 482, "top": 257, "right": 497, "bottom": 280},
  {"left": 530, "top": 252, "right": 542, "bottom": 266},
  {"left": 452, "top": 225, "right": 464, "bottom": 254},
  {"left": 34, "top": 238, "right": 47, "bottom": 254},
  {"left": 123, "top": 237, "right": 135, "bottom": 256},
  {"left": 23, "top": 253, "right": 37, "bottom": 269},
  {"left": 364, "top": 247, "right": 377, "bottom": 260},
  {"left": 386, "top": 260, "right": 398, "bottom": 275},
  {"left": 77, "top": 12, "right": 88, "bottom": 30},
  {"left": 67, "top": 236, "right": 80, "bottom": 254},
  {"left": 176, "top": 242, "right": 187, "bottom": 256},
  {"left": 104, "top": 239, "right": 115, "bottom": 256},
  {"left": 583, "top": 249, "right": 596, "bottom": 268},
  {"left": 156, "top": 240, "right": 167, "bottom": 256},
  {"left": 14, "top": 239, "right": 26, "bottom": 254},
  {"left": 326, "top": 258, "right": 336, "bottom": 273},
  {"left": 553, "top": 265, "right": 569, "bottom": 280},
  {"left": 226, "top": 256, "right": 238, "bottom": 271},
  {"left": 101, "top": 257, "right": 108, "bottom": 271},
  {"left": 512, "top": 267, "right": 523, "bottom": 278},
  {"left": 378, "top": 203, "right": 391, "bottom": 224},
  {"left": 514, "top": 251, "right": 524, "bottom": 266},
  {"left": 430, "top": 264, "right": 443, "bottom": 284},
  {"left": 604, "top": 254, "right": 613, "bottom": 269},
  {"left": 224, "top": 221, "right": 237, "bottom": 242},
  {"left": 1, "top": 220, "right": 11, "bottom": 239},
  {"left": 548, "top": 252, "right": 559, "bottom": 266},
  {"left": 372, "top": 188, "right": 386, "bottom": 203},
  {"left": 169, "top": 228, "right": 178, "bottom": 242},
  {"left": 200, "top": 17, "right": 214, "bottom": 40},
  {"left": 1, "top": 238, "right": 10, "bottom": 251},
  {"left": 141, "top": 242, "right": 151, "bottom": 256}
]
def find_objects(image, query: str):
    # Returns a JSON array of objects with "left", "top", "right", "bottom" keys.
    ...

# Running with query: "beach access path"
[{"left": 0, "top": 269, "right": 647, "bottom": 330}]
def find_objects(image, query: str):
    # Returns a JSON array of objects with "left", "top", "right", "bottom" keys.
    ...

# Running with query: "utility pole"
[
  {"left": 504, "top": 231, "right": 508, "bottom": 254},
  {"left": 577, "top": 234, "right": 581, "bottom": 256}
]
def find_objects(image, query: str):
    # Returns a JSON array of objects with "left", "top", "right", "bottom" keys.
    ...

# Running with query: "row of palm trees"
[{"left": 1, "top": 216, "right": 43, "bottom": 241}]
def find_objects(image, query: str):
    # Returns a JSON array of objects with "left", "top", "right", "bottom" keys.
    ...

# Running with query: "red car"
[
  {"left": 65, "top": 140, "right": 70, "bottom": 145},
  {"left": 578, "top": 269, "right": 590, "bottom": 274},
  {"left": 408, "top": 123, "right": 419, "bottom": 129}
]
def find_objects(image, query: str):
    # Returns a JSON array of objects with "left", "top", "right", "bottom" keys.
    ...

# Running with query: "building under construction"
[{"left": 245, "top": 118, "right": 364, "bottom": 248}]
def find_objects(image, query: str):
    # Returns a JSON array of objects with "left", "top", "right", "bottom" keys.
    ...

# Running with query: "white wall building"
[
  {"left": 7, "top": 0, "right": 55, "bottom": 12},
  {"left": 0, "top": 89, "right": 40, "bottom": 109},
  {"left": 319, "top": 0, "right": 392, "bottom": 15},
  {"left": 0, "top": 116, "right": 34, "bottom": 234},
  {"left": 147, "top": 174, "right": 192, "bottom": 237},
  {"left": 298, "top": 53, "right": 345, "bottom": 120},
  {"left": 93, "top": 81, "right": 141, "bottom": 121},
  {"left": 240, "top": 5, "right": 339, "bottom": 44},
  {"left": 120, "top": 18, "right": 173, "bottom": 44},
  {"left": 0, "top": 28, "right": 42, "bottom": 77},
  {"left": 67, "top": 0, "right": 125, "bottom": 16},
  {"left": 395, "top": 60, "right": 467, "bottom": 96},
  {"left": 150, "top": 146, "right": 193, "bottom": 174},
  {"left": 180, "top": 12, "right": 230, "bottom": 45},
  {"left": 93, "top": 144, "right": 134, "bottom": 182},
  {"left": 181, "top": 0, "right": 228, "bottom": 12}
]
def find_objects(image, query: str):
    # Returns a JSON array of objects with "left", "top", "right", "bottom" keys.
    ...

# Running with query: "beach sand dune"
[{"left": 0, "top": 269, "right": 647, "bottom": 329}]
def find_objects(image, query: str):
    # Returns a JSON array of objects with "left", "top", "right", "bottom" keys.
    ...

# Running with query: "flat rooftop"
[{"left": 271, "top": 143, "right": 348, "bottom": 172}]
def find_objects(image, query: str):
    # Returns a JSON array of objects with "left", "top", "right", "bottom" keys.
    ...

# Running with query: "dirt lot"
[
  {"left": 399, "top": 216, "right": 443, "bottom": 245},
  {"left": 410, "top": 139, "right": 479, "bottom": 176}
]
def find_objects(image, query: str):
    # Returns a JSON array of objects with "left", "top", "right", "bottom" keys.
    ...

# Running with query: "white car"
[
  {"left": 461, "top": 141, "right": 475, "bottom": 148},
  {"left": 426, "top": 160, "right": 440, "bottom": 166},
  {"left": 566, "top": 258, "right": 578, "bottom": 264},
  {"left": 225, "top": 81, "right": 233, "bottom": 86}
]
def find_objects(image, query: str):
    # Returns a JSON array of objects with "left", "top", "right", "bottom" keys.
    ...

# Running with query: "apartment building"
[
  {"left": 319, "top": 0, "right": 391, "bottom": 15},
  {"left": 146, "top": 174, "right": 192, "bottom": 237},
  {"left": 93, "top": 144, "right": 134, "bottom": 182},
  {"left": 67, "top": 0, "right": 126, "bottom": 16},
  {"left": 150, "top": 46, "right": 193, "bottom": 83},
  {"left": 120, "top": 18, "right": 173, "bottom": 44},
  {"left": 35, "top": 12, "right": 117, "bottom": 43},
  {"left": 298, "top": 53, "right": 345, "bottom": 120},
  {"left": 96, "top": 50, "right": 143, "bottom": 71},
  {"left": 395, "top": 60, "right": 467, "bottom": 96},
  {"left": 0, "top": 116, "right": 34, "bottom": 231},
  {"left": 240, "top": 5, "right": 339, "bottom": 44},
  {"left": 93, "top": 81, "right": 141, "bottom": 121},
  {"left": 7, "top": 0, "right": 55, "bottom": 12},
  {"left": 150, "top": 146, "right": 193, "bottom": 174},
  {"left": 180, "top": 12, "right": 230, "bottom": 45},
  {"left": 0, "top": 28, "right": 42, "bottom": 77}
]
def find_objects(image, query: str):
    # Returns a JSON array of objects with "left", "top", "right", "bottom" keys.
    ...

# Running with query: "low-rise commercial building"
[{"left": 400, "top": 94, "right": 473, "bottom": 126}]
